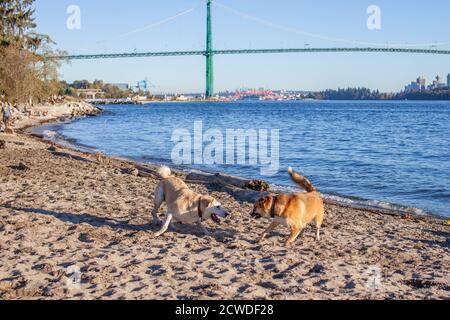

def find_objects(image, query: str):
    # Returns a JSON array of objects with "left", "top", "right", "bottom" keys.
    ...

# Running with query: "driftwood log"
[{"left": 185, "top": 171, "right": 269, "bottom": 202}]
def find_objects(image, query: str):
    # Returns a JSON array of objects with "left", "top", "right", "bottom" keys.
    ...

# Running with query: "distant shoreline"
[{"left": 85, "top": 98, "right": 450, "bottom": 105}]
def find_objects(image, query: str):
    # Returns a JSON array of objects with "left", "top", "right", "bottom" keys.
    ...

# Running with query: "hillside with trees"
[
  {"left": 309, "top": 87, "right": 450, "bottom": 101},
  {"left": 59, "top": 80, "right": 138, "bottom": 99}
]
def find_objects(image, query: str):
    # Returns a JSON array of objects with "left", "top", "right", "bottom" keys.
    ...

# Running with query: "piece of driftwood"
[
  {"left": 50, "top": 151, "right": 92, "bottom": 163},
  {"left": 133, "top": 164, "right": 161, "bottom": 178},
  {"left": 186, "top": 171, "right": 253, "bottom": 188},
  {"left": 213, "top": 183, "right": 269, "bottom": 203},
  {"left": 30, "top": 133, "right": 44, "bottom": 139},
  {"left": 186, "top": 171, "right": 269, "bottom": 202},
  {"left": 9, "top": 162, "right": 29, "bottom": 171},
  {"left": 120, "top": 168, "right": 139, "bottom": 176}
]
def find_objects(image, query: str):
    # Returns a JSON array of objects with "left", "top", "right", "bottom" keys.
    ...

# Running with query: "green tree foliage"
[
  {"left": 63, "top": 80, "right": 134, "bottom": 99},
  {"left": 0, "top": 0, "right": 54, "bottom": 51},
  {"left": 316, "top": 88, "right": 385, "bottom": 100},
  {"left": 313, "top": 87, "right": 450, "bottom": 101},
  {"left": 0, "top": 0, "right": 63, "bottom": 103},
  {"left": 393, "top": 89, "right": 450, "bottom": 100}
]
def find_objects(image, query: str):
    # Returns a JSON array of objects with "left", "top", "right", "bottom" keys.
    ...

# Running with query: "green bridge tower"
[{"left": 205, "top": 0, "right": 214, "bottom": 98}]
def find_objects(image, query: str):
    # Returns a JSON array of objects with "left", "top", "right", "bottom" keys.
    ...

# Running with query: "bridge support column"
[{"left": 205, "top": 0, "right": 214, "bottom": 99}]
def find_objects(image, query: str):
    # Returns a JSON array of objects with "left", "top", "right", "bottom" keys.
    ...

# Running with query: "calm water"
[{"left": 55, "top": 101, "right": 450, "bottom": 217}]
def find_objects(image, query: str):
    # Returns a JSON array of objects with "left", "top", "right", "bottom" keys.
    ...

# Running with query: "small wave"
[
  {"left": 270, "top": 183, "right": 429, "bottom": 217},
  {"left": 31, "top": 122, "right": 99, "bottom": 154},
  {"left": 323, "top": 194, "right": 428, "bottom": 216},
  {"left": 42, "top": 130, "right": 58, "bottom": 139}
]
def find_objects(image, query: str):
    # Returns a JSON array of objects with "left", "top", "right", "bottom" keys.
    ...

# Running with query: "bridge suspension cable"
[
  {"left": 96, "top": 5, "right": 200, "bottom": 45},
  {"left": 214, "top": 1, "right": 450, "bottom": 48}
]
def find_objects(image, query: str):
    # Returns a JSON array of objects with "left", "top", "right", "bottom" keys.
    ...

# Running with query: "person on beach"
[{"left": 1, "top": 104, "right": 12, "bottom": 131}]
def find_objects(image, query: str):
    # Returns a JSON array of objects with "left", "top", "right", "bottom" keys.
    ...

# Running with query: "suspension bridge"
[{"left": 54, "top": 0, "right": 450, "bottom": 98}]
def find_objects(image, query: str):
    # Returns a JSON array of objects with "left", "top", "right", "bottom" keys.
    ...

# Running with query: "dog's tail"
[
  {"left": 288, "top": 167, "right": 317, "bottom": 192},
  {"left": 158, "top": 166, "right": 172, "bottom": 179}
]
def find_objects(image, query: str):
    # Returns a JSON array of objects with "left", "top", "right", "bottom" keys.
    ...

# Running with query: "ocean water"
[{"left": 54, "top": 101, "right": 450, "bottom": 218}]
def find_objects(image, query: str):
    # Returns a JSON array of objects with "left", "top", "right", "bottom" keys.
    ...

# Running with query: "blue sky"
[{"left": 34, "top": 0, "right": 450, "bottom": 93}]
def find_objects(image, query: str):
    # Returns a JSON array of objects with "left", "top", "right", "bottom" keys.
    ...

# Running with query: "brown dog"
[{"left": 251, "top": 167, "right": 325, "bottom": 247}]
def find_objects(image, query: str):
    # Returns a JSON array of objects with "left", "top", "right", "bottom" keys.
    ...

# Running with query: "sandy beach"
[{"left": 0, "top": 103, "right": 449, "bottom": 300}]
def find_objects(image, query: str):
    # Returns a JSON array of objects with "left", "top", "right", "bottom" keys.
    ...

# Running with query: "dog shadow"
[
  {"left": 165, "top": 221, "right": 238, "bottom": 242},
  {"left": 3, "top": 205, "right": 151, "bottom": 232},
  {"left": 3, "top": 205, "right": 237, "bottom": 242}
]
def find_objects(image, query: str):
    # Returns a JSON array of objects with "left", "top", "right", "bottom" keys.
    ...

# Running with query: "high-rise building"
[
  {"left": 428, "top": 75, "right": 446, "bottom": 90},
  {"left": 405, "top": 76, "right": 426, "bottom": 92},
  {"left": 447, "top": 74, "right": 450, "bottom": 88},
  {"left": 417, "top": 77, "right": 426, "bottom": 90}
]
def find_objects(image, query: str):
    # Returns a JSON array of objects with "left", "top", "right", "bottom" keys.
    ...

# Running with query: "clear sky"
[{"left": 34, "top": 0, "right": 450, "bottom": 93}]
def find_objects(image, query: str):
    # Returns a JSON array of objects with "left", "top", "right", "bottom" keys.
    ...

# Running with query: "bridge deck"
[{"left": 51, "top": 47, "right": 450, "bottom": 60}]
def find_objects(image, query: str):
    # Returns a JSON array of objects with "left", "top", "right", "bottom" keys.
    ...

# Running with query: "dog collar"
[
  {"left": 270, "top": 196, "right": 278, "bottom": 218},
  {"left": 198, "top": 197, "right": 203, "bottom": 219}
]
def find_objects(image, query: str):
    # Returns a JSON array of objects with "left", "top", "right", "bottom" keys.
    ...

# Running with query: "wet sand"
[{"left": 0, "top": 105, "right": 449, "bottom": 300}]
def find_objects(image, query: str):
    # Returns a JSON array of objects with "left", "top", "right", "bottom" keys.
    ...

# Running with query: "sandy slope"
[{"left": 0, "top": 131, "right": 448, "bottom": 300}]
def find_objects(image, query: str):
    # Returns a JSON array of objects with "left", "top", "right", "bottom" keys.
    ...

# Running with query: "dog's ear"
[
  {"left": 263, "top": 196, "right": 272, "bottom": 208},
  {"left": 200, "top": 197, "right": 214, "bottom": 210}
]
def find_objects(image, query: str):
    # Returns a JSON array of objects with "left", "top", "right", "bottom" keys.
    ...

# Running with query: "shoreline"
[
  {"left": 0, "top": 102, "right": 449, "bottom": 300},
  {"left": 28, "top": 116, "right": 447, "bottom": 222}
]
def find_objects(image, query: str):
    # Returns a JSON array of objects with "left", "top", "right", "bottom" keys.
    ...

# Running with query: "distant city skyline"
[
  {"left": 35, "top": 0, "right": 450, "bottom": 93},
  {"left": 404, "top": 73, "right": 450, "bottom": 92}
]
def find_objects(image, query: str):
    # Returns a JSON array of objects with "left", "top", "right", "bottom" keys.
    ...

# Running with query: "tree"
[
  {"left": 0, "top": 45, "right": 41, "bottom": 103},
  {"left": 72, "top": 80, "right": 91, "bottom": 90},
  {"left": 0, "top": 0, "right": 63, "bottom": 103},
  {"left": 92, "top": 80, "right": 104, "bottom": 90},
  {"left": 1, "top": 0, "right": 35, "bottom": 47},
  {"left": 318, "top": 87, "right": 384, "bottom": 100},
  {"left": 0, "top": 0, "right": 55, "bottom": 51}
]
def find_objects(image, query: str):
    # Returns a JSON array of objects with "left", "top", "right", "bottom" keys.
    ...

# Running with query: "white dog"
[{"left": 152, "top": 166, "right": 230, "bottom": 237}]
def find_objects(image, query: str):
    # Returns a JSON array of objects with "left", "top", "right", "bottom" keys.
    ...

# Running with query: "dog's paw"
[{"left": 153, "top": 231, "right": 165, "bottom": 238}]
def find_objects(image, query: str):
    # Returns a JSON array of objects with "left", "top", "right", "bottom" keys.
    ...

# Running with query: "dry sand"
[{"left": 0, "top": 104, "right": 449, "bottom": 300}]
